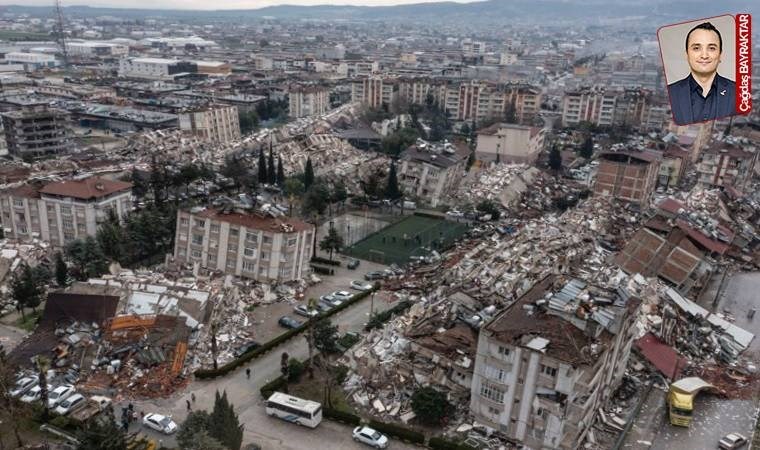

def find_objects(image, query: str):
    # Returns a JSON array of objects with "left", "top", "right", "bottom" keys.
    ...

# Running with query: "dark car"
[
  {"left": 278, "top": 316, "right": 303, "bottom": 329},
  {"left": 364, "top": 271, "right": 385, "bottom": 281},
  {"left": 347, "top": 259, "right": 360, "bottom": 270},
  {"left": 233, "top": 341, "right": 261, "bottom": 358}
]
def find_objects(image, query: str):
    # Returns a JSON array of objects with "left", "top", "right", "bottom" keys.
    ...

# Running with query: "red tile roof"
[
  {"left": 40, "top": 177, "right": 132, "bottom": 200},
  {"left": 635, "top": 333, "right": 687, "bottom": 379},
  {"left": 193, "top": 208, "right": 313, "bottom": 233}
]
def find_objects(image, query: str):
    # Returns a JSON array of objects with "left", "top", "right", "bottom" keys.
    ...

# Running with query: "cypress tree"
[
  {"left": 277, "top": 156, "right": 285, "bottom": 186},
  {"left": 209, "top": 391, "right": 243, "bottom": 450},
  {"left": 54, "top": 252, "right": 68, "bottom": 287},
  {"left": 304, "top": 157, "right": 315, "bottom": 190},
  {"left": 268, "top": 149, "right": 276, "bottom": 185},
  {"left": 549, "top": 145, "right": 562, "bottom": 172},
  {"left": 384, "top": 161, "right": 402, "bottom": 200},
  {"left": 258, "top": 150, "right": 267, "bottom": 184}
]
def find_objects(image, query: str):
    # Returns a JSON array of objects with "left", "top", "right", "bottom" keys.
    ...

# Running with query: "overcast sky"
[{"left": 4, "top": 0, "right": 482, "bottom": 10}]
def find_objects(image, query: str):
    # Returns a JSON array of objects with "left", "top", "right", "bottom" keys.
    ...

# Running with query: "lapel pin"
[{"left": 720, "top": 90, "right": 726, "bottom": 96}]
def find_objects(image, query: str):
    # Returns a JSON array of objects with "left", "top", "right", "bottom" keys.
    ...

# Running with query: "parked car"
[
  {"left": 9, "top": 376, "right": 38, "bottom": 398},
  {"left": 446, "top": 209, "right": 464, "bottom": 218},
  {"left": 232, "top": 341, "right": 261, "bottom": 358},
  {"left": 143, "top": 413, "right": 177, "bottom": 434},
  {"left": 719, "top": 433, "right": 748, "bottom": 449},
  {"left": 352, "top": 426, "right": 389, "bottom": 448},
  {"left": 364, "top": 271, "right": 385, "bottom": 281},
  {"left": 294, "top": 304, "right": 319, "bottom": 318},
  {"left": 331, "top": 291, "right": 353, "bottom": 301},
  {"left": 315, "top": 301, "right": 333, "bottom": 313},
  {"left": 278, "top": 316, "right": 303, "bottom": 329},
  {"left": 319, "top": 295, "right": 343, "bottom": 308},
  {"left": 20, "top": 384, "right": 52, "bottom": 403},
  {"left": 347, "top": 259, "right": 360, "bottom": 270},
  {"left": 70, "top": 395, "right": 112, "bottom": 422},
  {"left": 53, "top": 393, "right": 86, "bottom": 416},
  {"left": 350, "top": 280, "right": 374, "bottom": 291},
  {"left": 47, "top": 385, "right": 76, "bottom": 408}
]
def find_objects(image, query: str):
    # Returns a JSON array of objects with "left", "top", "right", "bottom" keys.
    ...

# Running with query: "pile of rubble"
[{"left": 0, "top": 239, "right": 53, "bottom": 315}]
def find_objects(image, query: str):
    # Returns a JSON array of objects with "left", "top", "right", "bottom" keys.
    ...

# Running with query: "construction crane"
[{"left": 54, "top": 0, "right": 69, "bottom": 68}]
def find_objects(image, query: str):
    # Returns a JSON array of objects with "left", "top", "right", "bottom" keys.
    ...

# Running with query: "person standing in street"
[
  {"left": 186, "top": 399, "right": 191, "bottom": 411},
  {"left": 246, "top": 367, "right": 251, "bottom": 379}
]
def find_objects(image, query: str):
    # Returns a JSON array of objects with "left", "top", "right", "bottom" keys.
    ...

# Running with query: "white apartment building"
[
  {"left": 398, "top": 140, "right": 470, "bottom": 207},
  {"left": 462, "top": 39, "right": 486, "bottom": 55},
  {"left": 561, "top": 87, "right": 652, "bottom": 128},
  {"left": 179, "top": 104, "right": 241, "bottom": 143},
  {"left": 0, "top": 177, "right": 133, "bottom": 247},
  {"left": 351, "top": 77, "right": 398, "bottom": 109},
  {"left": 118, "top": 57, "right": 196, "bottom": 80},
  {"left": 289, "top": 86, "right": 330, "bottom": 118},
  {"left": 476, "top": 123, "right": 546, "bottom": 164},
  {"left": 173, "top": 207, "right": 315, "bottom": 283},
  {"left": 470, "top": 276, "right": 640, "bottom": 450},
  {"left": 67, "top": 41, "right": 129, "bottom": 57}
]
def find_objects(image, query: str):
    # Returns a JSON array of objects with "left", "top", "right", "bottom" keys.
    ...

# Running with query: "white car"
[
  {"left": 719, "top": 433, "right": 748, "bottom": 449},
  {"left": 143, "top": 413, "right": 177, "bottom": 434},
  {"left": 331, "top": 290, "right": 353, "bottom": 301},
  {"left": 20, "top": 384, "right": 52, "bottom": 403},
  {"left": 53, "top": 393, "right": 86, "bottom": 416},
  {"left": 446, "top": 210, "right": 464, "bottom": 218},
  {"left": 350, "top": 280, "right": 374, "bottom": 292},
  {"left": 47, "top": 385, "right": 76, "bottom": 408},
  {"left": 9, "top": 376, "right": 38, "bottom": 398},
  {"left": 352, "top": 426, "right": 389, "bottom": 448}
]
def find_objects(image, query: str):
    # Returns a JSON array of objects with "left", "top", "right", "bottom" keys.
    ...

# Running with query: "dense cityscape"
[{"left": 0, "top": 1, "right": 758, "bottom": 449}]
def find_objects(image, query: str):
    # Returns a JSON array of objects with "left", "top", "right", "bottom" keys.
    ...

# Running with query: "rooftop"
[
  {"left": 40, "top": 176, "right": 133, "bottom": 200},
  {"left": 189, "top": 207, "right": 314, "bottom": 233}
]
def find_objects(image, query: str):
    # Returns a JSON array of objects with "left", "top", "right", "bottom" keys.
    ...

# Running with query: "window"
[
  {"left": 485, "top": 365, "right": 507, "bottom": 383},
  {"left": 540, "top": 365, "right": 557, "bottom": 377},
  {"left": 244, "top": 246, "right": 256, "bottom": 257},
  {"left": 210, "top": 224, "right": 220, "bottom": 233},
  {"left": 262, "top": 236, "right": 272, "bottom": 244},
  {"left": 179, "top": 233, "right": 187, "bottom": 241},
  {"left": 488, "top": 406, "right": 500, "bottom": 416},
  {"left": 242, "top": 260, "right": 255, "bottom": 272},
  {"left": 259, "top": 267, "right": 267, "bottom": 275},
  {"left": 191, "top": 250, "right": 202, "bottom": 258},
  {"left": 192, "top": 234, "right": 204, "bottom": 245},
  {"left": 480, "top": 382, "right": 505, "bottom": 404},
  {"left": 60, "top": 206, "right": 71, "bottom": 215},
  {"left": 497, "top": 346, "right": 510, "bottom": 356},
  {"left": 287, "top": 238, "right": 297, "bottom": 246},
  {"left": 180, "top": 218, "right": 189, "bottom": 226},
  {"left": 245, "top": 231, "right": 258, "bottom": 243},
  {"left": 12, "top": 199, "right": 23, "bottom": 207},
  {"left": 261, "top": 252, "right": 269, "bottom": 260},
  {"left": 537, "top": 407, "right": 548, "bottom": 420},
  {"left": 194, "top": 219, "right": 205, "bottom": 228},
  {"left": 62, "top": 218, "right": 74, "bottom": 229},
  {"left": 230, "top": 228, "right": 239, "bottom": 236}
]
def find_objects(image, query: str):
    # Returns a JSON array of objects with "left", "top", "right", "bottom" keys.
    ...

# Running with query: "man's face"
[{"left": 686, "top": 28, "right": 722, "bottom": 77}]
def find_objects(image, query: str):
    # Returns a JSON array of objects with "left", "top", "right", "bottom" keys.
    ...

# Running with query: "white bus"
[{"left": 265, "top": 392, "right": 323, "bottom": 428}]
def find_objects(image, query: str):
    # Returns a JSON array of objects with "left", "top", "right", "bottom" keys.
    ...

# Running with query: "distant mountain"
[{"left": 1, "top": 0, "right": 756, "bottom": 24}]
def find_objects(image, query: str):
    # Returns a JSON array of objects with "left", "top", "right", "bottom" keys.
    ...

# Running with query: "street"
[
  {"left": 125, "top": 282, "right": 417, "bottom": 449},
  {"left": 0, "top": 322, "right": 30, "bottom": 353}
]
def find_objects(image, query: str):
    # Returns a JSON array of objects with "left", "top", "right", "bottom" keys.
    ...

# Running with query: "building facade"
[
  {"left": 1, "top": 106, "right": 72, "bottom": 158},
  {"left": 0, "top": 177, "right": 133, "bottom": 246},
  {"left": 696, "top": 141, "right": 758, "bottom": 191},
  {"left": 594, "top": 150, "right": 661, "bottom": 206},
  {"left": 476, "top": 123, "right": 546, "bottom": 164},
  {"left": 4, "top": 52, "right": 57, "bottom": 70},
  {"left": 173, "top": 208, "right": 314, "bottom": 283},
  {"left": 470, "top": 276, "right": 640, "bottom": 450},
  {"left": 398, "top": 140, "right": 470, "bottom": 207},
  {"left": 289, "top": 86, "right": 330, "bottom": 118},
  {"left": 178, "top": 104, "right": 241, "bottom": 143},
  {"left": 561, "top": 87, "right": 652, "bottom": 128}
]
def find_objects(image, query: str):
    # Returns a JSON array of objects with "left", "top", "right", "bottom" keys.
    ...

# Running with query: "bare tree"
[
  {"left": 0, "top": 355, "right": 25, "bottom": 448},
  {"left": 35, "top": 355, "right": 50, "bottom": 420}
]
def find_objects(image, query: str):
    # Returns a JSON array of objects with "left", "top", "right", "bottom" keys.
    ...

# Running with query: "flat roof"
[{"left": 189, "top": 207, "right": 313, "bottom": 233}]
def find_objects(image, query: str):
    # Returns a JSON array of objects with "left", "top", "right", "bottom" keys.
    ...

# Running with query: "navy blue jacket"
[{"left": 667, "top": 73, "right": 736, "bottom": 125}]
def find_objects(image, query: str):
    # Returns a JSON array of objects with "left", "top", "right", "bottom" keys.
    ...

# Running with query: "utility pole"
[{"left": 54, "top": 0, "right": 69, "bottom": 69}]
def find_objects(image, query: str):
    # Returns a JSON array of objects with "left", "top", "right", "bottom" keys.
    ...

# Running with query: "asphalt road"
[
  {"left": 124, "top": 285, "right": 415, "bottom": 449},
  {"left": 0, "top": 322, "right": 29, "bottom": 353}
]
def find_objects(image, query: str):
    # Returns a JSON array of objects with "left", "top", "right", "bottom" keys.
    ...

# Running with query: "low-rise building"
[
  {"left": 594, "top": 150, "right": 661, "bottom": 207},
  {"left": 67, "top": 41, "right": 129, "bottom": 57},
  {"left": 470, "top": 275, "right": 641, "bottom": 450},
  {"left": 4, "top": 52, "right": 57, "bottom": 71},
  {"left": 173, "top": 207, "right": 314, "bottom": 283},
  {"left": 178, "top": 104, "right": 240, "bottom": 143},
  {"left": 289, "top": 85, "right": 330, "bottom": 118},
  {"left": 0, "top": 177, "right": 133, "bottom": 246},
  {"left": 398, "top": 140, "right": 470, "bottom": 207},
  {"left": 476, "top": 123, "right": 546, "bottom": 164}
]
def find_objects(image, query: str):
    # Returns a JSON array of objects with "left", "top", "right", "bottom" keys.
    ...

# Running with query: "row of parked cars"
[
  {"left": 9, "top": 375, "right": 104, "bottom": 417},
  {"left": 278, "top": 280, "right": 377, "bottom": 330}
]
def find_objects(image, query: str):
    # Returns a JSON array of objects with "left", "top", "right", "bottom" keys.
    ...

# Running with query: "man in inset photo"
[{"left": 667, "top": 22, "right": 736, "bottom": 125}]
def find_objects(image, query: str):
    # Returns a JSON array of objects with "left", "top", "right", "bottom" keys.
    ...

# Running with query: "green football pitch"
[{"left": 346, "top": 214, "right": 468, "bottom": 265}]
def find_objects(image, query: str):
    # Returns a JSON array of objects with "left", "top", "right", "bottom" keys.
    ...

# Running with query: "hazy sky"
[{"left": 5, "top": 0, "right": 483, "bottom": 10}]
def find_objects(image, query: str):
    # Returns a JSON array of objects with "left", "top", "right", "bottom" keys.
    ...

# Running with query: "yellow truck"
[{"left": 667, "top": 377, "right": 714, "bottom": 427}]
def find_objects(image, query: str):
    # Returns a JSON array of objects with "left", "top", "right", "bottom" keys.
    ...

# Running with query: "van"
[{"left": 402, "top": 201, "right": 416, "bottom": 210}]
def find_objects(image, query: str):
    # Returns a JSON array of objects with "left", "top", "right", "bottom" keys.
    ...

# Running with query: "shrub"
[
  {"left": 49, "top": 415, "right": 76, "bottom": 431},
  {"left": 333, "top": 365, "right": 349, "bottom": 384},
  {"left": 365, "top": 301, "right": 412, "bottom": 331},
  {"left": 310, "top": 265, "right": 334, "bottom": 276},
  {"left": 323, "top": 408, "right": 361, "bottom": 426},
  {"left": 310, "top": 256, "right": 341, "bottom": 266},
  {"left": 260, "top": 376, "right": 287, "bottom": 399},
  {"left": 368, "top": 420, "right": 425, "bottom": 444},
  {"left": 287, "top": 358, "right": 305, "bottom": 382},
  {"left": 336, "top": 332, "right": 361, "bottom": 351},
  {"left": 411, "top": 387, "right": 452, "bottom": 426},
  {"left": 428, "top": 437, "right": 474, "bottom": 450}
]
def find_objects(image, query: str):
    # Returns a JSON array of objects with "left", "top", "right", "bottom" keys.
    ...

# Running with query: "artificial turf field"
[{"left": 346, "top": 214, "right": 468, "bottom": 265}]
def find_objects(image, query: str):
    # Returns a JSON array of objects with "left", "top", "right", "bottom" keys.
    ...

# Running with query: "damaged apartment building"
[{"left": 470, "top": 275, "right": 640, "bottom": 450}]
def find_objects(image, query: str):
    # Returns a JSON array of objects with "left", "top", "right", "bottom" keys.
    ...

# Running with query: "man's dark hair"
[{"left": 685, "top": 22, "right": 722, "bottom": 52}]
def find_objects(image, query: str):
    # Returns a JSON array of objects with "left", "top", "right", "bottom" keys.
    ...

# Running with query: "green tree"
[
  {"left": 504, "top": 99, "right": 517, "bottom": 123},
  {"left": 65, "top": 237, "right": 109, "bottom": 280},
  {"left": 276, "top": 156, "right": 285, "bottom": 186},
  {"left": 466, "top": 150, "right": 476, "bottom": 171},
  {"left": 460, "top": 122, "right": 470, "bottom": 136},
  {"left": 258, "top": 150, "right": 268, "bottom": 184},
  {"left": 10, "top": 263, "right": 45, "bottom": 319},
  {"left": 209, "top": 391, "right": 244, "bottom": 450},
  {"left": 313, "top": 319, "right": 339, "bottom": 354},
  {"left": 384, "top": 161, "right": 402, "bottom": 200},
  {"left": 267, "top": 150, "right": 276, "bottom": 185},
  {"left": 580, "top": 135, "right": 594, "bottom": 159},
  {"left": 360, "top": 168, "right": 384, "bottom": 199},
  {"left": 284, "top": 178, "right": 305, "bottom": 216},
  {"left": 411, "top": 386, "right": 453, "bottom": 426},
  {"left": 303, "top": 182, "right": 330, "bottom": 216},
  {"left": 549, "top": 144, "right": 563, "bottom": 172},
  {"left": 181, "top": 430, "right": 227, "bottom": 450},
  {"left": 96, "top": 210, "right": 125, "bottom": 263},
  {"left": 303, "top": 157, "right": 315, "bottom": 190},
  {"left": 238, "top": 111, "right": 260, "bottom": 135},
  {"left": 149, "top": 154, "right": 168, "bottom": 206},
  {"left": 55, "top": 252, "right": 68, "bottom": 287},
  {"left": 177, "top": 410, "right": 212, "bottom": 450},
  {"left": 476, "top": 199, "right": 502, "bottom": 221},
  {"left": 222, "top": 156, "right": 250, "bottom": 194},
  {"left": 75, "top": 417, "right": 129, "bottom": 450},
  {"left": 330, "top": 180, "right": 348, "bottom": 210},
  {"left": 319, "top": 226, "right": 344, "bottom": 261}
]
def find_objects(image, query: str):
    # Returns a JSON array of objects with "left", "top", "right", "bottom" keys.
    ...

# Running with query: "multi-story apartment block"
[
  {"left": 341, "top": 60, "right": 380, "bottom": 77},
  {"left": 288, "top": 86, "right": 330, "bottom": 118},
  {"left": 476, "top": 123, "right": 546, "bottom": 164},
  {"left": 1, "top": 106, "right": 72, "bottom": 158},
  {"left": 470, "top": 276, "right": 640, "bottom": 450},
  {"left": 118, "top": 57, "right": 230, "bottom": 80},
  {"left": 173, "top": 207, "right": 314, "bottom": 283},
  {"left": 0, "top": 177, "right": 133, "bottom": 246},
  {"left": 398, "top": 140, "right": 470, "bottom": 207},
  {"left": 462, "top": 39, "right": 486, "bottom": 55},
  {"left": 594, "top": 150, "right": 661, "bottom": 207},
  {"left": 351, "top": 77, "right": 398, "bottom": 109},
  {"left": 561, "top": 87, "right": 652, "bottom": 128},
  {"left": 178, "top": 104, "right": 241, "bottom": 143},
  {"left": 696, "top": 140, "right": 758, "bottom": 191}
]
